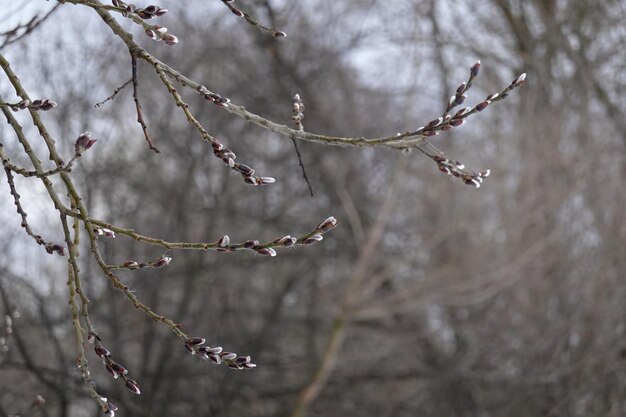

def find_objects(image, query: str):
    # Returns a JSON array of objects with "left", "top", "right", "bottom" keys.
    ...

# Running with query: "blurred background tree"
[{"left": 0, "top": 1, "right": 625, "bottom": 416}]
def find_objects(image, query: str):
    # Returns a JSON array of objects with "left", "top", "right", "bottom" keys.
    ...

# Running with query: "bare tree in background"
[{"left": 1, "top": 1, "right": 625, "bottom": 417}]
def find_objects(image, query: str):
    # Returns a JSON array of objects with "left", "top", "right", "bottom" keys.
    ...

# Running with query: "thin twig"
[
  {"left": 87, "top": 3, "right": 525, "bottom": 187},
  {"left": 94, "top": 78, "right": 131, "bottom": 107},
  {"left": 59, "top": 212, "right": 109, "bottom": 413},
  {"left": 219, "top": 0, "right": 287, "bottom": 37},
  {"left": 0, "top": 3, "right": 62, "bottom": 48},
  {"left": 291, "top": 94, "right": 314, "bottom": 196},
  {"left": 291, "top": 138, "right": 314, "bottom": 196},
  {"left": 88, "top": 215, "right": 336, "bottom": 255},
  {"left": 1, "top": 161, "right": 64, "bottom": 255},
  {"left": 154, "top": 64, "right": 275, "bottom": 185},
  {"left": 131, "top": 53, "right": 160, "bottom": 153},
  {"left": 0, "top": 145, "right": 77, "bottom": 178}
]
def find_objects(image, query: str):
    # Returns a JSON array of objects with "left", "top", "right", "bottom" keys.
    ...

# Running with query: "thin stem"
[
  {"left": 94, "top": 78, "right": 132, "bottom": 107},
  {"left": 131, "top": 53, "right": 160, "bottom": 153}
]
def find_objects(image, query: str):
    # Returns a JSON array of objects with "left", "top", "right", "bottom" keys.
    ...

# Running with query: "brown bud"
[
  {"left": 235, "top": 164, "right": 254, "bottom": 176},
  {"left": 187, "top": 337, "right": 206, "bottom": 346},
  {"left": 276, "top": 235, "right": 296, "bottom": 247},
  {"left": 95, "top": 345, "right": 111, "bottom": 357},
  {"left": 427, "top": 117, "right": 443, "bottom": 128},
  {"left": 125, "top": 379, "right": 141, "bottom": 395},
  {"left": 111, "top": 362, "right": 128, "bottom": 375},
  {"left": 220, "top": 352, "right": 237, "bottom": 361},
  {"left": 152, "top": 256, "right": 172, "bottom": 268},
  {"left": 256, "top": 247, "right": 277, "bottom": 257},
  {"left": 513, "top": 73, "right": 527, "bottom": 87},
  {"left": 217, "top": 235, "right": 230, "bottom": 247},
  {"left": 75, "top": 132, "right": 97, "bottom": 153},
  {"left": 475, "top": 101, "right": 490, "bottom": 112},
  {"left": 105, "top": 364, "right": 119, "bottom": 379},
  {"left": 316, "top": 216, "right": 338, "bottom": 233},
  {"left": 243, "top": 240, "right": 259, "bottom": 249},
  {"left": 163, "top": 34, "right": 179, "bottom": 45},
  {"left": 123, "top": 261, "right": 139, "bottom": 269},
  {"left": 301, "top": 234, "right": 323, "bottom": 245},
  {"left": 470, "top": 60, "right": 481, "bottom": 77}
]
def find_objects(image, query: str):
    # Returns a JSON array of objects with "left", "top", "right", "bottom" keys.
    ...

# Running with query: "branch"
[
  {"left": 85, "top": 1, "right": 526, "bottom": 187},
  {"left": 0, "top": 3, "right": 61, "bottom": 48},
  {"left": 219, "top": 0, "right": 287, "bottom": 37},
  {"left": 291, "top": 94, "right": 314, "bottom": 196},
  {"left": 131, "top": 54, "right": 160, "bottom": 153},
  {"left": 88, "top": 216, "right": 337, "bottom": 256},
  {"left": 0, "top": 151, "right": 64, "bottom": 255},
  {"left": 94, "top": 78, "right": 131, "bottom": 107}
]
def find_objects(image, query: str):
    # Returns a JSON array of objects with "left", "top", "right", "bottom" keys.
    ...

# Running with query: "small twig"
[
  {"left": 0, "top": 142, "right": 76, "bottom": 178},
  {"left": 106, "top": 254, "right": 172, "bottom": 270},
  {"left": 0, "top": 3, "right": 61, "bottom": 48},
  {"left": 3, "top": 394, "right": 46, "bottom": 417},
  {"left": 184, "top": 336, "right": 256, "bottom": 370},
  {"left": 65, "top": 0, "right": 178, "bottom": 44},
  {"left": 0, "top": 99, "right": 56, "bottom": 112},
  {"left": 405, "top": 65, "right": 527, "bottom": 187},
  {"left": 94, "top": 78, "right": 131, "bottom": 107},
  {"left": 89, "top": 7, "right": 528, "bottom": 177},
  {"left": 131, "top": 53, "right": 160, "bottom": 153},
  {"left": 88, "top": 215, "right": 338, "bottom": 256},
  {"left": 291, "top": 139, "right": 314, "bottom": 196},
  {"left": 1, "top": 162, "right": 64, "bottom": 256},
  {"left": 89, "top": 331, "right": 141, "bottom": 396},
  {"left": 154, "top": 64, "right": 275, "bottom": 185},
  {"left": 291, "top": 94, "right": 314, "bottom": 196},
  {"left": 219, "top": 0, "right": 287, "bottom": 37},
  {"left": 60, "top": 211, "right": 110, "bottom": 413},
  {"left": 81, "top": 211, "right": 254, "bottom": 372}
]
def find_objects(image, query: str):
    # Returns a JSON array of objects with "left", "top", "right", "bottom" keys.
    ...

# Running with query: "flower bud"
[
  {"left": 276, "top": 235, "right": 296, "bottom": 247},
  {"left": 220, "top": 352, "right": 237, "bottom": 361},
  {"left": 152, "top": 256, "right": 172, "bottom": 268},
  {"left": 217, "top": 235, "right": 230, "bottom": 247},
  {"left": 301, "top": 233, "right": 323, "bottom": 245},
  {"left": 244, "top": 240, "right": 260, "bottom": 249},
  {"left": 513, "top": 72, "right": 527, "bottom": 87},
  {"left": 111, "top": 362, "right": 128, "bottom": 375},
  {"left": 123, "top": 261, "right": 139, "bottom": 269},
  {"left": 75, "top": 132, "right": 97, "bottom": 154},
  {"left": 95, "top": 345, "right": 111, "bottom": 357},
  {"left": 163, "top": 34, "right": 179, "bottom": 45},
  {"left": 187, "top": 337, "right": 206, "bottom": 346},
  {"left": 471, "top": 60, "right": 481, "bottom": 77},
  {"left": 125, "top": 379, "right": 141, "bottom": 395},
  {"left": 256, "top": 247, "right": 277, "bottom": 257},
  {"left": 316, "top": 216, "right": 337, "bottom": 233}
]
